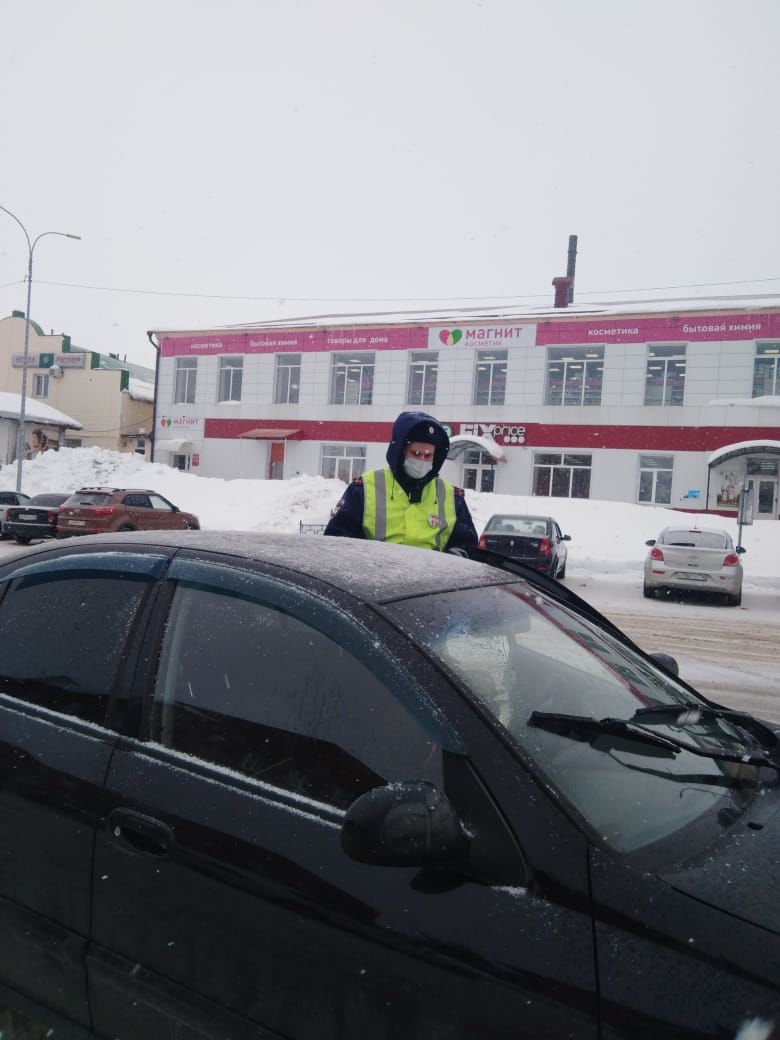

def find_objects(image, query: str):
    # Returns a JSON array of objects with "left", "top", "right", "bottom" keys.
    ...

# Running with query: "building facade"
[
  {"left": 0, "top": 313, "right": 155, "bottom": 460},
  {"left": 150, "top": 302, "right": 780, "bottom": 520}
]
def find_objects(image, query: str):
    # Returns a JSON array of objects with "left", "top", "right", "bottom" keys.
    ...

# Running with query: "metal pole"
[{"left": 0, "top": 207, "right": 81, "bottom": 492}]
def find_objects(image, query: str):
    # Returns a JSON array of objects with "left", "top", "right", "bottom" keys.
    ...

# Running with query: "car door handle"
[{"left": 107, "top": 808, "right": 175, "bottom": 858}]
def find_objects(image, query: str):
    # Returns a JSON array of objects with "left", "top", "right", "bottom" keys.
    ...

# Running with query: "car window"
[
  {"left": 66, "top": 492, "right": 113, "bottom": 506},
  {"left": 148, "top": 494, "right": 173, "bottom": 511},
  {"left": 150, "top": 569, "right": 447, "bottom": 808},
  {"left": 123, "top": 493, "right": 153, "bottom": 508},
  {"left": 388, "top": 583, "right": 763, "bottom": 855},
  {"left": 662, "top": 529, "right": 728, "bottom": 549},
  {"left": 0, "top": 567, "right": 155, "bottom": 725}
]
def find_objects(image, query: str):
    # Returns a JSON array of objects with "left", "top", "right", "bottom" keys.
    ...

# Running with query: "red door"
[{"left": 268, "top": 441, "right": 285, "bottom": 480}]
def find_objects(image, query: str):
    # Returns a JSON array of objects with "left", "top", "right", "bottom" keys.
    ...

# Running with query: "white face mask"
[{"left": 403, "top": 456, "right": 433, "bottom": 480}]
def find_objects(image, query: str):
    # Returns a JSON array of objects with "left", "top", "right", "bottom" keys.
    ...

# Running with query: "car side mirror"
[
  {"left": 562, "top": 534, "right": 571, "bottom": 541},
  {"left": 341, "top": 781, "right": 470, "bottom": 867},
  {"left": 649, "top": 651, "right": 679, "bottom": 676},
  {"left": 645, "top": 539, "right": 656, "bottom": 547},
  {"left": 736, "top": 546, "right": 746, "bottom": 554}
]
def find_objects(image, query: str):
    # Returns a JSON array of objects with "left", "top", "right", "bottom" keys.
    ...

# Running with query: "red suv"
[{"left": 57, "top": 487, "right": 200, "bottom": 537}]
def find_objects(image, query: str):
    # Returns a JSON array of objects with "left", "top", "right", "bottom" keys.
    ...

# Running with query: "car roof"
[
  {"left": 72, "top": 487, "right": 157, "bottom": 494},
  {"left": 658, "top": 526, "right": 730, "bottom": 537},
  {"left": 488, "top": 514, "right": 553, "bottom": 522},
  {"left": 6, "top": 531, "right": 516, "bottom": 604}
]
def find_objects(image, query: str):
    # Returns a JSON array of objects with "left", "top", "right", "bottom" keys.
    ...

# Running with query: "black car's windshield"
[{"left": 387, "top": 582, "right": 775, "bottom": 854}]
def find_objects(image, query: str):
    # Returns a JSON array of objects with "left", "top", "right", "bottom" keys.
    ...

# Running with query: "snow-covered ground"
[{"left": 2, "top": 446, "right": 778, "bottom": 717}]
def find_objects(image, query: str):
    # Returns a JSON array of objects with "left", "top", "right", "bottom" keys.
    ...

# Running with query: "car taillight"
[
  {"left": 650, "top": 546, "right": 664, "bottom": 561},
  {"left": 538, "top": 537, "right": 551, "bottom": 557},
  {"left": 478, "top": 534, "right": 486, "bottom": 549},
  {"left": 723, "top": 553, "right": 739, "bottom": 567},
  {"left": 47, "top": 511, "right": 58, "bottom": 523},
  {"left": 88, "top": 507, "right": 118, "bottom": 517}
]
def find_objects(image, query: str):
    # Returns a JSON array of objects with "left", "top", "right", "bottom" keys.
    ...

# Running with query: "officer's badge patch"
[{"left": 428, "top": 514, "right": 442, "bottom": 528}]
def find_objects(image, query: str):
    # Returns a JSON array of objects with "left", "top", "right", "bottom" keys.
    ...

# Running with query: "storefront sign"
[
  {"left": 11, "top": 354, "right": 38, "bottom": 367},
  {"left": 460, "top": 422, "right": 526, "bottom": 445},
  {"left": 159, "top": 416, "right": 205, "bottom": 437},
  {"left": 428, "top": 324, "right": 536, "bottom": 349}
]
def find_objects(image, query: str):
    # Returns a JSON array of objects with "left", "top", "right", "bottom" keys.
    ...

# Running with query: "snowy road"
[{"left": 568, "top": 569, "right": 780, "bottom": 723}]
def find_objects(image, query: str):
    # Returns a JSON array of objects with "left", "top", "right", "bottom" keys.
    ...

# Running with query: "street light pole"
[{"left": 0, "top": 206, "right": 81, "bottom": 492}]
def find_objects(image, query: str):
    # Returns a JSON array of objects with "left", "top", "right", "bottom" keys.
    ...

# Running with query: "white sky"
[{"left": 2, "top": 1, "right": 779, "bottom": 368}]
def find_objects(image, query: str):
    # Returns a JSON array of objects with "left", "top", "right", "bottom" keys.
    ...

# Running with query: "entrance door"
[
  {"left": 747, "top": 477, "right": 777, "bottom": 518},
  {"left": 268, "top": 441, "right": 285, "bottom": 480}
]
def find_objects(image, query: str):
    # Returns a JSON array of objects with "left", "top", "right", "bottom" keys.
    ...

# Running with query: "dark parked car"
[
  {"left": 2, "top": 492, "right": 71, "bottom": 544},
  {"left": 478, "top": 513, "right": 571, "bottom": 577},
  {"left": 57, "top": 486, "right": 200, "bottom": 537},
  {"left": 0, "top": 491, "right": 31, "bottom": 537},
  {"left": 0, "top": 532, "right": 778, "bottom": 1040}
]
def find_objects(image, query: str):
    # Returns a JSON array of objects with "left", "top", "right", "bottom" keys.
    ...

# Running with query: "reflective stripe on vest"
[{"left": 362, "top": 469, "right": 456, "bottom": 550}]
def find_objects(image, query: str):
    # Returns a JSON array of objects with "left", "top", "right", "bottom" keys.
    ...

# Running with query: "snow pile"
[{"left": 2, "top": 447, "right": 779, "bottom": 584}]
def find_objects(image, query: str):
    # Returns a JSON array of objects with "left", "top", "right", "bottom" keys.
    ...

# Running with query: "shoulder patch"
[
  {"left": 454, "top": 485, "right": 465, "bottom": 497},
  {"left": 352, "top": 476, "right": 364, "bottom": 486}
]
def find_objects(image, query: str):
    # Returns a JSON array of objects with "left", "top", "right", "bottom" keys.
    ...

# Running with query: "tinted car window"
[
  {"left": 0, "top": 571, "right": 151, "bottom": 724},
  {"left": 151, "top": 580, "right": 443, "bottom": 808},
  {"left": 123, "top": 494, "right": 152, "bottom": 508},
  {"left": 63, "top": 493, "right": 112, "bottom": 506}
]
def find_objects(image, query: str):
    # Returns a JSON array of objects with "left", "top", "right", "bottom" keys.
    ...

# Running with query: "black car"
[
  {"left": 0, "top": 532, "right": 778, "bottom": 1040},
  {"left": 478, "top": 513, "right": 571, "bottom": 577},
  {"left": 2, "top": 492, "right": 71, "bottom": 544}
]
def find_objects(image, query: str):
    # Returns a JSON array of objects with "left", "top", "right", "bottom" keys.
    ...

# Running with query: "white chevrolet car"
[{"left": 643, "top": 526, "right": 745, "bottom": 606}]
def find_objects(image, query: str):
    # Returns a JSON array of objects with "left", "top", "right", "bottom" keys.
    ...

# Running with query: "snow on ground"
[{"left": 5, "top": 446, "right": 779, "bottom": 589}]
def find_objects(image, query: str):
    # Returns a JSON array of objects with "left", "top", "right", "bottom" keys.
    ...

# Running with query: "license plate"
[
  {"left": 17, "top": 513, "right": 36, "bottom": 521},
  {"left": 677, "top": 571, "right": 707, "bottom": 581},
  {"left": 67, "top": 519, "right": 86, "bottom": 526}
]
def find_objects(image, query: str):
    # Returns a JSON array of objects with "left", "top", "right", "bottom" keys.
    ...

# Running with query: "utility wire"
[{"left": 0, "top": 275, "right": 778, "bottom": 305}]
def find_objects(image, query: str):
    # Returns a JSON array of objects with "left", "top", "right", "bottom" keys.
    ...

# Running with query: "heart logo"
[{"left": 439, "top": 329, "right": 462, "bottom": 346}]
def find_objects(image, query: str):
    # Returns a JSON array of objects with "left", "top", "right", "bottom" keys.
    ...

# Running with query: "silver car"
[{"left": 643, "top": 526, "right": 745, "bottom": 606}]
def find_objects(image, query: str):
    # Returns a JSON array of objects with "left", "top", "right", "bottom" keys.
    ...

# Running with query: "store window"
[
  {"left": 217, "top": 357, "right": 243, "bottom": 403},
  {"left": 33, "top": 374, "right": 49, "bottom": 398},
  {"left": 533, "top": 453, "right": 592, "bottom": 498},
  {"left": 171, "top": 454, "right": 191, "bottom": 472},
  {"left": 544, "top": 346, "right": 604, "bottom": 406},
  {"left": 752, "top": 343, "right": 780, "bottom": 397},
  {"left": 321, "top": 444, "right": 366, "bottom": 482},
  {"left": 407, "top": 351, "right": 438, "bottom": 406},
  {"left": 274, "top": 353, "right": 301, "bottom": 404},
  {"left": 638, "top": 455, "right": 673, "bottom": 505},
  {"left": 645, "top": 345, "right": 686, "bottom": 406},
  {"left": 473, "top": 349, "right": 507, "bottom": 406},
  {"left": 462, "top": 449, "right": 495, "bottom": 492},
  {"left": 330, "top": 352, "right": 375, "bottom": 405},
  {"left": 174, "top": 357, "right": 197, "bottom": 404}
]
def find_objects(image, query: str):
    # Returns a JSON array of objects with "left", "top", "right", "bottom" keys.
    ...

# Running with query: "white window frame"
[
  {"left": 532, "top": 452, "right": 592, "bottom": 499},
  {"left": 33, "top": 373, "right": 50, "bottom": 398},
  {"left": 752, "top": 343, "right": 780, "bottom": 397},
  {"left": 637, "top": 455, "right": 674, "bottom": 505},
  {"left": 217, "top": 356, "right": 243, "bottom": 403},
  {"left": 407, "top": 351, "right": 438, "bottom": 406},
  {"left": 321, "top": 444, "right": 366, "bottom": 482},
  {"left": 274, "top": 353, "right": 301, "bottom": 404},
  {"left": 330, "top": 353, "right": 375, "bottom": 406},
  {"left": 544, "top": 346, "right": 604, "bottom": 406},
  {"left": 473, "top": 350, "right": 507, "bottom": 406},
  {"left": 174, "top": 357, "right": 197, "bottom": 404},
  {"left": 644, "top": 345, "right": 686, "bottom": 406}
]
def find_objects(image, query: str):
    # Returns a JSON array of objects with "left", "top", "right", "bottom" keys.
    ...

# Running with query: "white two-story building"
[{"left": 149, "top": 299, "right": 780, "bottom": 520}]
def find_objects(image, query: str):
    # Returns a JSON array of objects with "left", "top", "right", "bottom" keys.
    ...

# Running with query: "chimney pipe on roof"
[
  {"left": 566, "top": 234, "right": 578, "bottom": 303},
  {"left": 552, "top": 276, "right": 572, "bottom": 308}
]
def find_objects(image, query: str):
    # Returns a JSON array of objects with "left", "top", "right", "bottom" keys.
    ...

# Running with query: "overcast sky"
[{"left": 2, "top": 0, "right": 778, "bottom": 368}]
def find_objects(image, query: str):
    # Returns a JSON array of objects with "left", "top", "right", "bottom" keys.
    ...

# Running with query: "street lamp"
[{"left": 0, "top": 206, "right": 81, "bottom": 492}]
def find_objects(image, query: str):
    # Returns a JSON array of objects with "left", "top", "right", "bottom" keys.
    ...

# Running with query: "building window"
[
  {"left": 171, "top": 454, "right": 191, "bottom": 472},
  {"left": 638, "top": 455, "right": 673, "bottom": 505},
  {"left": 330, "top": 353, "right": 375, "bottom": 405},
  {"left": 645, "top": 345, "right": 686, "bottom": 406},
  {"left": 274, "top": 353, "right": 301, "bottom": 404},
  {"left": 407, "top": 351, "right": 438, "bottom": 406},
  {"left": 473, "top": 349, "right": 507, "bottom": 406},
  {"left": 533, "top": 453, "right": 592, "bottom": 498},
  {"left": 135, "top": 437, "right": 146, "bottom": 456},
  {"left": 462, "top": 449, "right": 495, "bottom": 492},
  {"left": 752, "top": 343, "right": 780, "bottom": 397},
  {"left": 545, "top": 346, "right": 604, "bottom": 406},
  {"left": 217, "top": 356, "right": 243, "bottom": 403},
  {"left": 33, "top": 374, "right": 49, "bottom": 398},
  {"left": 174, "top": 357, "right": 197, "bottom": 404},
  {"left": 63, "top": 438, "right": 83, "bottom": 449},
  {"left": 321, "top": 444, "right": 366, "bottom": 483}
]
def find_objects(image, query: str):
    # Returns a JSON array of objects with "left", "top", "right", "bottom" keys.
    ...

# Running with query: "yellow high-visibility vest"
[{"left": 362, "top": 469, "right": 457, "bottom": 551}]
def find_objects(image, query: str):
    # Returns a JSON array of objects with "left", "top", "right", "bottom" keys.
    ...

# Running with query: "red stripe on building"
[{"left": 204, "top": 418, "right": 780, "bottom": 452}]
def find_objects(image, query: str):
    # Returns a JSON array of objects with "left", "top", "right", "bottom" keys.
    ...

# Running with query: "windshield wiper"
[
  {"left": 632, "top": 704, "right": 779, "bottom": 753},
  {"left": 528, "top": 711, "right": 780, "bottom": 771}
]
